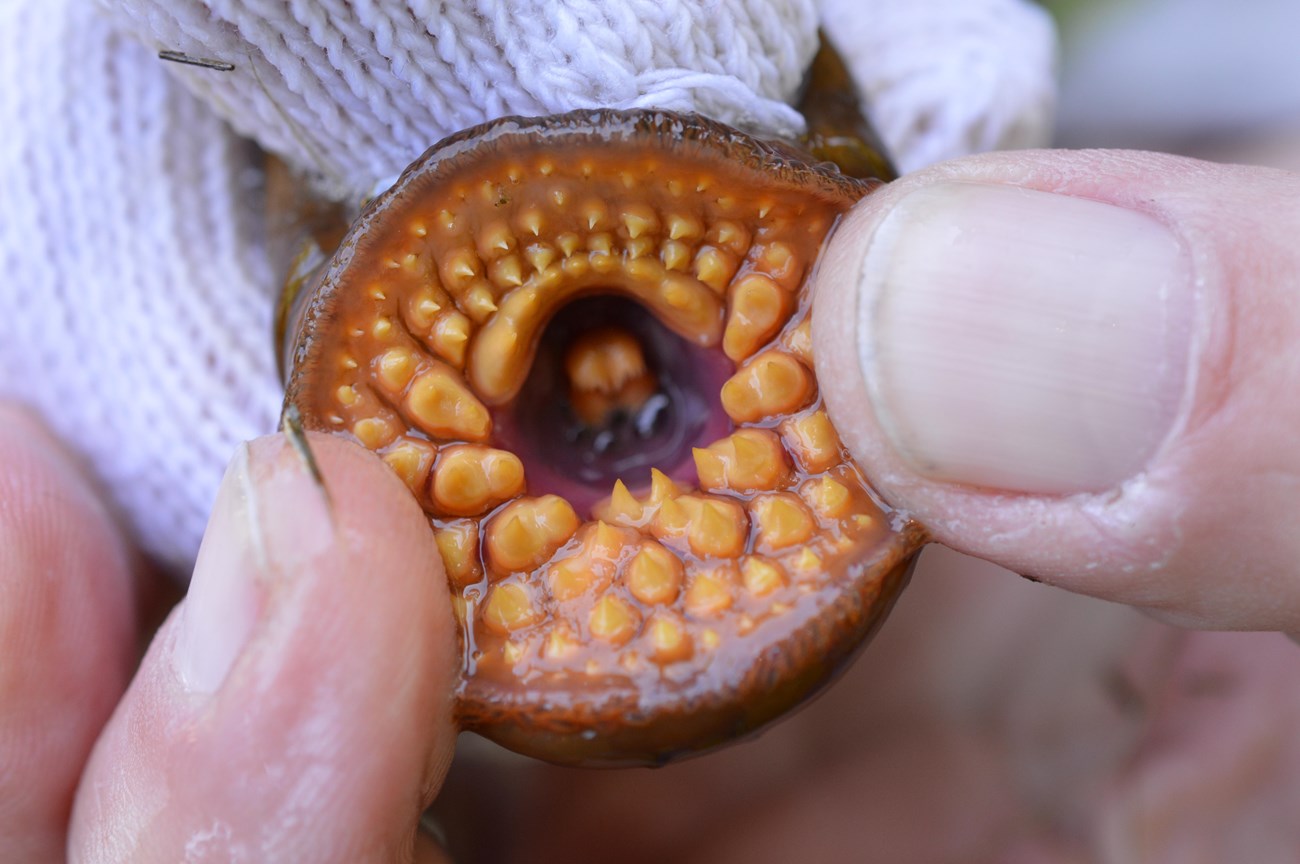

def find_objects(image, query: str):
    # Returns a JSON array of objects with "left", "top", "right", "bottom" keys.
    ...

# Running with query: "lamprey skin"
[{"left": 283, "top": 110, "right": 925, "bottom": 766}]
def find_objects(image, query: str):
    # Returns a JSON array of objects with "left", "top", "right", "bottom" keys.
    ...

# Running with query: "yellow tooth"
[
  {"left": 592, "top": 479, "right": 645, "bottom": 526},
  {"left": 750, "top": 493, "right": 816, "bottom": 551},
  {"left": 781, "top": 410, "right": 842, "bottom": 473},
  {"left": 693, "top": 247, "right": 738, "bottom": 293},
  {"left": 625, "top": 541, "right": 684, "bottom": 606},
  {"left": 699, "top": 628, "right": 721, "bottom": 650},
  {"left": 587, "top": 233, "right": 614, "bottom": 254},
  {"left": 367, "top": 283, "right": 387, "bottom": 301},
  {"left": 440, "top": 247, "right": 479, "bottom": 290},
  {"left": 380, "top": 437, "right": 436, "bottom": 494},
  {"left": 588, "top": 520, "right": 629, "bottom": 558},
  {"left": 563, "top": 254, "right": 592, "bottom": 277},
  {"left": 693, "top": 428, "right": 788, "bottom": 492},
  {"left": 483, "top": 582, "right": 540, "bottom": 634},
  {"left": 429, "top": 310, "right": 471, "bottom": 368},
  {"left": 565, "top": 327, "right": 646, "bottom": 394},
  {"left": 685, "top": 565, "right": 736, "bottom": 617},
  {"left": 691, "top": 498, "right": 748, "bottom": 559},
  {"left": 485, "top": 495, "right": 581, "bottom": 573},
  {"left": 720, "top": 350, "right": 814, "bottom": 423},
  {"left": 340, "top": 355, "right": 358, "bottom": 371},
  {"left": 405, "top": 364, "right": 491, "bottom": 441},
  {"left": 667, "top": 178, "right": 685, "bottom": 197},
  {"left": 437, "top": 209, "right": 457, "bottom": 231},
  {"left": 524, "top": 242, "right": 557, "bottom": 273},
  {"left": 759, "top": 241, "right": 797, "bottom": 284},
  {"left": 582, "top": 199, "right": 608, "bottom": 231},
  {"left": 661, "top": 240, "right": 691, "bottom": 271},
  {"left": 478, "top": 220, "right": 515, "bottom": 258},
  {"left": 550, "top": 187, "right": 566, "bottom": 206},
  {"left": 543, "top": 625, "right": 583, "bottom": 660},
  {"left": 352, "top": 417, "right": 395, "bottom": 449},
  {"left": 621, "top": 204, "right": 659, "bottom": 239},
  {"left": 589, "top": 594, "right": 640, "bottom": 645},
  {"left": 648, "top": 468, "right": 681, "bottom": 505},
  {"left": 800, "top": 476, "right": 854, "bottom": 520},
  {"left": 517, "top": 207, "right": 544, "bottom": 237},
  {"left": 710, "top": 220, "right": 750, "bottom": 255},
  {"left": 435, "top": 520, "right": 483, "bottom": 587},
  {"left": 788, "top": 546, "right": 824, "bottom": 577},
  {"left": 654, "top": 495, "right": 747, "bottom": 559},
  {"left": 479, "top": 179, "right": 503, "bottom": 204},
  {"left": 490, "top": 254, "right": 524, "bottom": 288},
  {"left": 371, "top": 317, "right": 393, "bottom": 339},
  {"left": 783, "top": 317, "right": 813, "bottom": 365},
  {"left": 647, "top": 613, "right": 693, "bottom": 664},
  {"left": 667, "top": 213, "right": 703, "bottom": 241},
  {"left": 462, "top": 282, "right": 499, "bottom": 323},
  {"left": 431, "top": 445, "right": 525, "bottom": 516},
  {"left": 626, "top": 235, "right": 657, "bottom": 259},
  {"left": 375, "top": 347, "right": 416, "bottom": 392},
  {"left": 548, "top": 553, "right": 609, "bottom": 601},
  {"left": 557, "top": 231, "right": 580, "bottom": 257},
  {"left": 407, "top": 291, "right": 443, "bottom": 331},
  {"left": 335, "top": 384, "right": 358, "bottom": 406},
  {"left": 538, "top": 161, "right": 554, "bottom": 176},
  {"left": 723, "top": 273, "right": 789, "bottom": 361},
  {"left": 742, "top": 556, "right": 787, "bottom": 597}
]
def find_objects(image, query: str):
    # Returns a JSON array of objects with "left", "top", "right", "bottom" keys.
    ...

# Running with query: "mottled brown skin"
[{"left": 283, "top": 108, "right": 924, "bottom": 766}]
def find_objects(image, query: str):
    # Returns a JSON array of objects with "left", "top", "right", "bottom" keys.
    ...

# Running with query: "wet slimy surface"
[{"left": 284, "top": 110, "right": 924, "bottom": 765}]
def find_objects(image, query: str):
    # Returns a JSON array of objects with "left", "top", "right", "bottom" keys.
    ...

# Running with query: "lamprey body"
[{"left": 283, "top": 109, "right": 924, "bottom": 765}]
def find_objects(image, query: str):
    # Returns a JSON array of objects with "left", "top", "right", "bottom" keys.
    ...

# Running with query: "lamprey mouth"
[{"left": 282, "top": 109, "right": 924, "bottom": 766}]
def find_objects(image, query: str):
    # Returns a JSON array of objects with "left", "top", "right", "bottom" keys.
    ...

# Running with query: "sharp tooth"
[
  {"left": 685, "top": 565, "right": 735, "bottom": 617},
  {"left": 482, "top": 582, "right": 540, "bottom": 634},
  {"left": 695, "top": 429, "right": 787, "bottom": 492},
  {"left": 582, "top": 199, "right": 608, "bottom": 231},
  {"left": 693, "top": 247, "right": 738, "bottom": 293},
  {"left": 352, "top": 417, "right": 396, "bottom": 450},
  {"left": 490, "top": 254, "right": 524, "bottom": 288},
  {"left": 621, "top": 205, "right": 659, "bottom": 240},
  {"left": 688, "top": 498, "right": 747, "bottom": 559},
  {"left": 557, "top": 232, "right": 580, "bottom": 257},
  {"left": 649, "top": 468, "right": 680, "bottom": 504},
  {"left": 799, "top": 476, "right": 854, "bottom": 520},
  {"left": 435, "top": 520, "right": 483, "bottom": 587},
  {"left": 625, "top": 541, "right": 683, "bottom": 606},
  {"left": 380, "top": 438, "right": 436, "bottom": 494},
  {"left": 667, "top": 213, "right": 702, "bottom": 241},
  {"left": 661, "top": 240, "right": 691, "bottom": 271},
  {"left": 742, "top": 556, "right": 787, "bottom": 597},
  {"left": 593, "top": 479, "right": 644, "bottom": 526},
  {"left": 647, "top": 613, "right": 693, "bottom": 664},
  {"left": 588, "top": 594, "right": 640, "bottom": 645},
  {"left": 750, "top": 493, "right": 816, "bottom": 551},
  {"left": 517, "top": 208, "right": 544, "bottom": 237},
  {"left": 548, "top": 554, "right": 607, "bottom": 601},
  {"left": 428, "top": 310, "right": 470, "bottom": 368},
  {"left": 711, "top": 220, "right": 749, "bottom": 255},
  {"left": 780, "top": 410, "right": 842, "bottom": 473},
  {"left": 375, "top": 347, "right": 416, "bottom": 392},
  {"left": 437, "top": 209, "right": 457, "bottom": 231},
  {"left": 371, "top": 317, "right": 393, "bottom": 339},
  {"left": 462, "top": 283, "right": 499, "bottom": 322},
  {"left": 478, "top": 221, "right": 515, "bottom": 258},
  {"left": 441, "top": 248, "right": 479, "bottom": 289},
  {"left": 524, "top": 242, "right": 557, "bottom": 272}
]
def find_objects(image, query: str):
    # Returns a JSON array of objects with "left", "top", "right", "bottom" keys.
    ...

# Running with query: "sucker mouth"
[{"left": 283, "top": 108, "right": 923, "bottom": 766}]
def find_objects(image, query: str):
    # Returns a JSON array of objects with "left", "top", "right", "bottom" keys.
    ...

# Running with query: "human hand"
[
  {"left": 811, "top": 149, "right": 1300, "bottom": 636},
  {"left": 1, "top": 404, "right": 460, "bottom": 861}
]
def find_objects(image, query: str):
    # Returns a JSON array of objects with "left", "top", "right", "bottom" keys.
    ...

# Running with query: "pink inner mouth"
[{"left": 490, "top": 296, "right": 735, "bottom": 515}]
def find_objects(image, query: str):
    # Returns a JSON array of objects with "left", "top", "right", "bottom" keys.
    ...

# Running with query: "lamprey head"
[{"left": 282, "top": 109, "right": 924, "bottom": 766}]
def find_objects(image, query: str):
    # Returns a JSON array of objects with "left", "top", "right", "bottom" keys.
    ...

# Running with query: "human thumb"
[{"left": 812, "top": 150, "right": 1300, "bottom": 633}]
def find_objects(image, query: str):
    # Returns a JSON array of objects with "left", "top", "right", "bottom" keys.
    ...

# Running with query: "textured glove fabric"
[{"left": 0, "top": 0, "right": 1055, "bottom": 574}]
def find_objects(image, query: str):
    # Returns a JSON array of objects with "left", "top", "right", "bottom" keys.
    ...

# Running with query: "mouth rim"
[{"left": 280, "top": 108, "right": 922, "bottom": 767}]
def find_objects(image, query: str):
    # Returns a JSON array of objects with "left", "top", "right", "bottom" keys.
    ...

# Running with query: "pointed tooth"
[
  {"left": 490, "top": 254, "right": 524, "bottom": 288},
  {"left": 380, "top": 437, "right": 436, "bottom": 495},
  {"left": 647, "top": 613, "right": 693, "bottom": 663},
  {"left": 625, "top": 541, "right": 683, "bottom": 606},
  {"left": 588, "top": 595, "right": 640, "bottom": 645},
  {"left": 685, "top": 564, "right": 735, "bottom": 616},
  {"left": 742, "top": 556, "right": 787, "bottom": 597},
  {"left": 649, "top": 468, "right": 680, "bottom": 504},
  {"left": 693, "top": 247, "right": 738, "bottom": 293},
  {"left": 486, "top": 495, "right": 580, "bottom": 573},
  {"left": 720, "top": 351, "right": 814, "bottom": 423},
  {"left": 518, "top": 207, "right": 544, "bottom": 237},
  {"left": 723, "top": 273, "right": 789, "bottom": 361},
  {"left": 800, "top": 476, "right": 854, "bottom": 520},
  {"left": 667, "top": 213, "right": 702, "bottom": 241},
  {"left": 524, "top": 242, "right": 557, "bottom": 273},
  {"left": 431, "top": 445, "right": 525, "bottom": 516},
  {"left": 750, "top": 493, "right": 816, "bottom": 551},
  {"left": 352, "top": 417, "right": 396, "bottom": 450},
  {"left": 440, "top": 247, "right": 479, "bottom": 290},
  {"left": 620, "top": 204, "right": 659, "bottom": 240},
  {"left": 478, "top": 220, "right": 515, "bottom": 258},
  {"left": 435, "top": 520, "right": 482, "bottom": 587},
  {"left": 483, "top": 582, "right": 539, "bottom": 634},
  {"left": 780, "top": 410, "right": 843, "bottom": 473},
  {"left": 375, "top": 347, "right": 416, "bottom": 392},
  {"left": 689, "top": 498, "right": 747, "bottom": 559},
  {"left": 462, "top": 283, "right": 499, "bottom": 322},
  {"left": 557, "top": 232, "right": 580, "bottom": 257},
  {"left": 661, "top": 240, "right": 691, "bottom": 271}
]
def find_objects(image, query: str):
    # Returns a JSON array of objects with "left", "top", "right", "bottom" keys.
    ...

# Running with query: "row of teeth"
[{"left": 439, "top": 463, "right": 877, "bottom": 673}]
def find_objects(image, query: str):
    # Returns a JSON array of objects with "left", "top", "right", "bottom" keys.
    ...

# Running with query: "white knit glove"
[{"left": 0, "top": 0, "right": 1055, "bottom": 574}]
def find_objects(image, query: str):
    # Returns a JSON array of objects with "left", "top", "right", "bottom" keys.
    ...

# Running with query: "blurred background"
[{"left": 1047, "top": 0, "right": 1300, "bottom": 167}]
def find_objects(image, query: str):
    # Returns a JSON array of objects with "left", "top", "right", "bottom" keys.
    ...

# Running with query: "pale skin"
[{"left": 2, "top": 151, "right": 1298, "bottom": 862}]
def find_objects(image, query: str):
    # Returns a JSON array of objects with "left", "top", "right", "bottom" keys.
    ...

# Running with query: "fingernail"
[
  {"left": 858, "top": 181, "right": 1194, "bottom": 494},
  {"left": 174, "top": 436, "right": 334, "bottom": 693}
]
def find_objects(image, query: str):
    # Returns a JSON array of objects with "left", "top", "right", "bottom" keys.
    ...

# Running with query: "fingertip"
[
  {"left": 813, "top": 152, "right": 1300, "bottom": 632},
  {"left": 72, "top": 433, "right": 460, "bottom": 860},
  {"left": 0, "top": 402, "right": 137, "bottom": 858}
]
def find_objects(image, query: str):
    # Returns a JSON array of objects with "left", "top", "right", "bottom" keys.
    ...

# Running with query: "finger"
[
  {"left": 70, "top": 434, "right": 459, "bottom": 862},
  {"left": 812, "top": 150, "right": 1300, "bottom": 631},
  {"left": 0, "top": 402, "right": 137, "bottom": 861}
]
